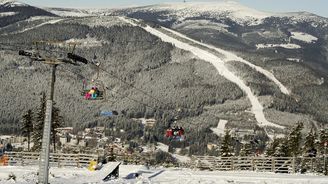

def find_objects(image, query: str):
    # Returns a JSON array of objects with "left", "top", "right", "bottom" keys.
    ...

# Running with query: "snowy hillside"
[{"left": 129, "top": 1, "right": 273, "bottom": 25}]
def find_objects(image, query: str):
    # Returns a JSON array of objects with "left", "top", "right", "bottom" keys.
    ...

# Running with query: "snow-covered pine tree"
[
  {"left": 302, "top": 128, "right": 317, "bottom": 157},
  {"left": 31, "top": 92, "right": 46, "bottom": 151},
  {"left": 265, "top": 138, "right": 281, "bottom": 156},
  {"left": 51, "top": 103, "right": 64, "bottom": 152},
  {"left": 287, "top": 122, "right": 304, "bottom": 157},
  {"left": 319, "top": 129, "right": 328, "bottom": 156},
  {"left": 220, "top": 130, "right": 233, "bottom": 157},
  {"left": 273, "top": 138, "right": 289, "bottom": 157},
  {"left": 21, "top": 109, "right": 33, "bottom": 151},
  {"left": 239, "top": 142, "right": 253, "bottom": 157}
]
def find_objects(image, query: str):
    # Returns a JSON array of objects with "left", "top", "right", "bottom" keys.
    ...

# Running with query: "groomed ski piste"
[
  {"left": 0, "top": 163, "right": 327, "bottom": 184},
  {"left": 119, "top": 16, "right": 285, "bottom": 129}
]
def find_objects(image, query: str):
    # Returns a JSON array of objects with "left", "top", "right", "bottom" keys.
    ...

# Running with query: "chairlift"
[
  {"left": 81, "top": 79, "right": 105, "bottom": 100},
  {"left": 165, "top": 126, "right": 185, "bottom": 142}
]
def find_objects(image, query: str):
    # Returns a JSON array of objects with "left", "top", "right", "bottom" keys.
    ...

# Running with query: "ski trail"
[
  {"left": 120, "top": 17, "right": 284, "bottom": 129},
  {"left": 14, "top": 19, "right": 63, "bottom": 34},
  {"left": 161, "top": 27, "right": 290, "bottom": 95}
]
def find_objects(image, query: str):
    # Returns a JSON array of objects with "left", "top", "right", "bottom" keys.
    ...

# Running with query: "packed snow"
[
  {"left": 46, "top": 9, "right": 94, "bottom": 17},
  {"left": 256, "top": 43, "right": 301, "bottom": 49},
  {"left": 161, "top": 27, "right": 290, "bottom": 95},
  {"left": 120, "top": 17, "right": 284, "bottom": 129},
  {"left": 0, "top": 11, "right": 17, "bottom": 17},
  {"left": 287, "top": 58, "right": 301, "bottom": 62},
  {"left": 0, "top": 165, "right": 327, "bottom": 184},
  {"left": 14, "top": 18, "right": 63, "bottom": 34},
  {"left": 291, "top": 32, "right": 318, "bottom": 43},
  {"left": 210, "top": 119, "right": 228, "bottom": 136}
]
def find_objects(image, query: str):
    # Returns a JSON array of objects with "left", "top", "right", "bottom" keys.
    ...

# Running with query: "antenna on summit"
[{"left": 183, "top": 0, "right": 186, "bottom": 3}]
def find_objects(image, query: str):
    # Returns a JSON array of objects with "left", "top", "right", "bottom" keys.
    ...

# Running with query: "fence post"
[
  {"left": 252, "top": 157, "right": 255, "bottom": 171},
  {"left": 231, "top": 157, "right": 234, "bottom": 170},
  {"left": 272, "top": 157, "right": 275, "bottom": 172},
  {"left": 292, "top": 157, "right": 295, "bottom": 173},
  {"left": 77, "top": 154, "right": 80, "bottom": 168}
]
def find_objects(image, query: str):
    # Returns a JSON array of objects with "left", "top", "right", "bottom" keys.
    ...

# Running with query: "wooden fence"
[
  {"left": 192, "top": 156, "right": 327, "bottom": 174},
  {"left": 4, "top": 152, "right": 98, "bottom": 168}
]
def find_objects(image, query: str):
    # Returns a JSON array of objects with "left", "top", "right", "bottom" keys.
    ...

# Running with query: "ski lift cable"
[
  {"left": 93, "top": 63, "right": 170, "bottom": 108},
  {"left": 60, "top": 65, "right": 162, "bottom": 112},
  {"left": 1, "top": 42, "right": 173, "bottom": 111}
]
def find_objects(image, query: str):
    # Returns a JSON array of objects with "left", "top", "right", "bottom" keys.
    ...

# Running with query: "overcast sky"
[{"left": 19, "top": 0, "right": 328, "bottom": 17}]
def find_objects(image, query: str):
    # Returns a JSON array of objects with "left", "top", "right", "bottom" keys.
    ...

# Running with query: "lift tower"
[{"left": 19, "top": 41, "right": 87, "bottom": 184}]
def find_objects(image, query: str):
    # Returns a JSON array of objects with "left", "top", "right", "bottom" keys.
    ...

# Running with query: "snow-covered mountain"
[
  {"left": 0, "top": 1, "right": 328, "bottom": 152},
  {"left": 0, "top": 0, "right": 56, "bottom": 27}
]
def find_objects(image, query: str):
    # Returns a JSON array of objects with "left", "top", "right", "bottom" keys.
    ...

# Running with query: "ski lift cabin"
[
  {"left": 165, "top": 126, "right": 185, "bottom": 142},
  {"left": 81, "top": 79, "right": 105, "bottom": 100}
]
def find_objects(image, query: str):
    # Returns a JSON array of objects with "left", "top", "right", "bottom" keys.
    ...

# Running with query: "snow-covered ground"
[
  {"left": 256, "top": 43, "right": 301, "bottom": 49},
  {"left": 0, "top": 165, "right": 327, "bottom": 184},
  {"left": 211, "top": 119, "right": 228, "bottom": 136},
  {"left": 120, "top": 16, "right": 284, "bottom": 129},
  {"left": 134, "top": 1, "right": 273, "bottom": 25},
  {"left": 291, "top": 32, "right": 318, "bottom": 43},
  {"left": 46, "top": 9, "right": 93, "bottom": 17}
]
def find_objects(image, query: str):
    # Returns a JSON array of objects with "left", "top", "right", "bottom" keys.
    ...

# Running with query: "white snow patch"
[
  {"left": 291, "top": 32, "right": 318, "bottom": 43},
  {"left": 256, "top": 43, "right": 301, "bottom": 49},
  {"left": 156, "top": 142, "right": 169, "bottom": 152},
  {"left": 0, "top": 0, "right": 27, "bottom": 7},
  {"left": 120, "top": 17, "right": 284, "bottom": 129},
  {"left": 47, "top": 9, "right": 93, "bottom": 17},
  {"left": 65, "top": 36, "right": 103, "bottom": 47},
  {"left": 0, "top": 165, "right": 327, "bottom": 184},
  {"left": 0, "top": 12, "right": 17, "bottom": 17},
  {"left": 287, "top": 58, "right": 301, "bottom": 62},
  {"left": 211, "top": 119, "right": 228, "bottom": 136},
  {"left": 14, "top": 18, "right": 63, "bottom": 34}
]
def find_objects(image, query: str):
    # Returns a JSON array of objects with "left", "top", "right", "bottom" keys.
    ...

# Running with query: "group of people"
[
  {"left": 85, "top": 86, "right": 99, "bottom": 100},
  {"left": 165, "top": 126, "right": 185, "bottom": 141}
]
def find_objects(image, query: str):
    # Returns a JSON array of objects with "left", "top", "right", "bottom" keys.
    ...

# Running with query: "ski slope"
[
  {"left": 161, "top": 27, "right": 290, "bottom": 95},
  {"left": 120, "top": 17, "right": 284, "bottom": 129},
  {"left": 14, "top": 18, "right": 63, "bottom": 34},
  {"left": 0, "top": 165, "right": 327, "bottom": 184}
]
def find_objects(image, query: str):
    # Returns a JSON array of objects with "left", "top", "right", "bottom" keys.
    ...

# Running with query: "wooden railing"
[
  {"left": 192, "top": 156, "right": 327, "bottom": 174},
  {"left": 4, "top": 152, "right": 98, "bottom": 168}
]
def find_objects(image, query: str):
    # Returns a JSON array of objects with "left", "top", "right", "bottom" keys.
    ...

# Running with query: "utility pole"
[{"left": 19, "top": 41, "right": 88, "bottom": 184}]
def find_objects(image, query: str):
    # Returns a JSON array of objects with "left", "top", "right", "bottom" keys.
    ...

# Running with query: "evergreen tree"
[
  {"left": 31, "top": 92, "right": 63, "bottom": 152},
  {"left": 220, "top": 130, "right": 233, "bottom": 157},
  {"left": 319, "top": 129, "right": 328, "bottom": 156},
  {"left": 239, "top": 142, "right": 253, "bottom": 156},
  {"left": 273, "top": 138, "right": 289, "bottom": 157},
  {"left": 51, "top": 104, "right": 64, "bottom": 152},
  {"left": 21, "top": 109, "right": 34, "bottom": 151},
  {"left": 287, "top": 122, "right": 304, "bottom": 157},
  {"left": 32, "top": 92, "right": 46, "bottom": 151},
  {"left": 266, "top": 138, "right": 281, "bottom": 156},
  {"left": 302, "top": 128, "right": 317, "bottom": 156}
]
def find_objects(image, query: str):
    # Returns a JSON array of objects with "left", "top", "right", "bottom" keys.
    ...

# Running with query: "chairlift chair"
[{"left": 81, "top": 79, "right": 105, "bottom": 100}]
